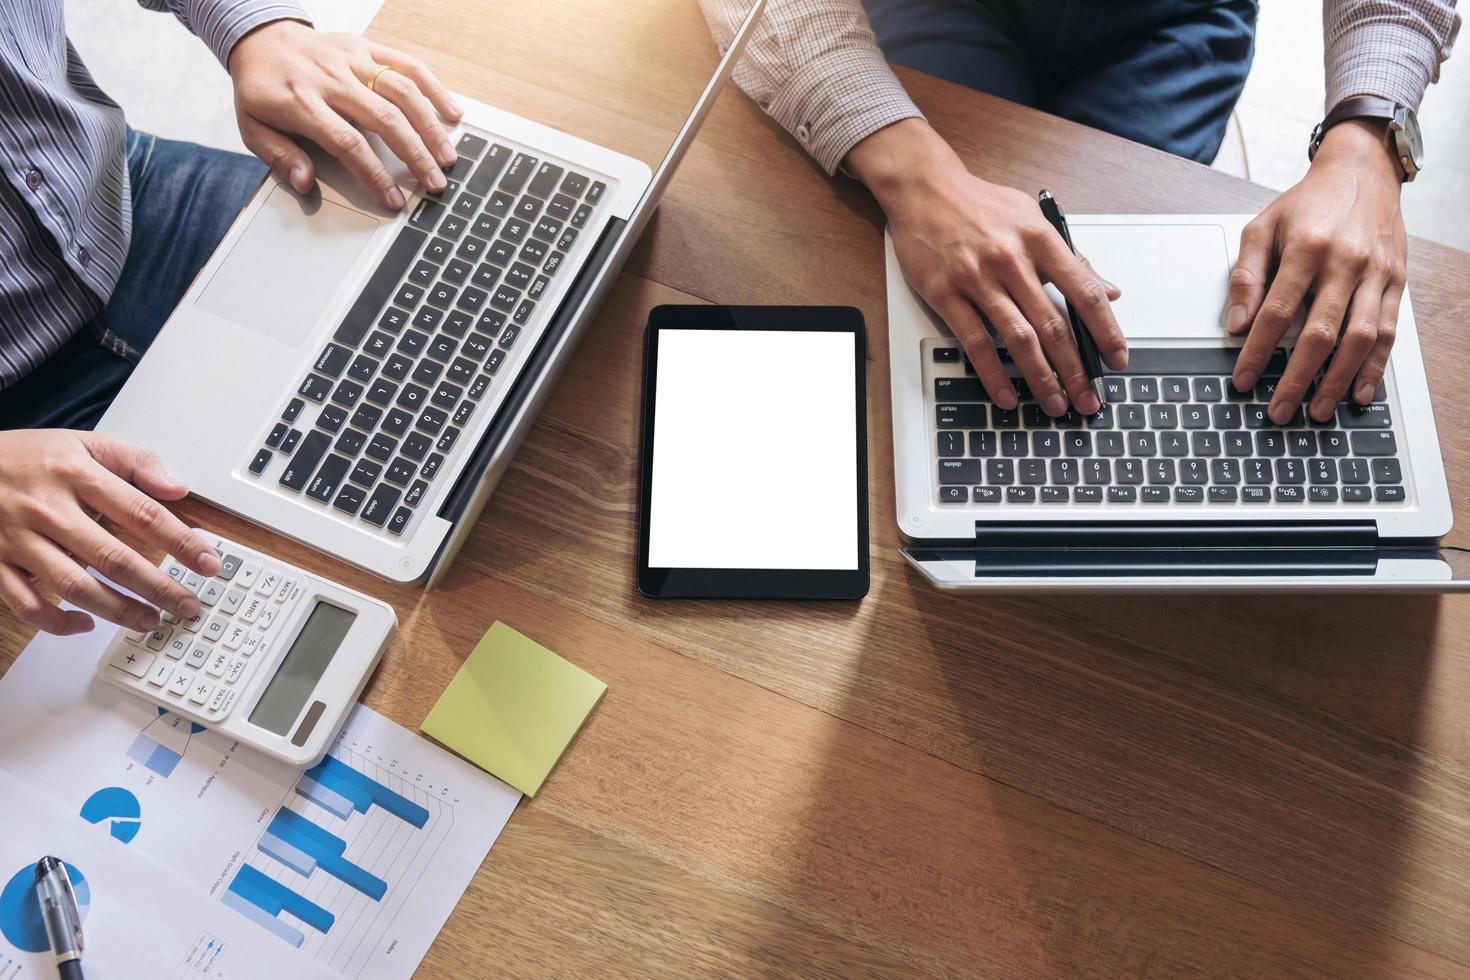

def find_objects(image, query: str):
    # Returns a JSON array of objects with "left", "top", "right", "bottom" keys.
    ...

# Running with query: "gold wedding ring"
[{"left": 366, "top": 65, "right": 393, "bottom": 93}]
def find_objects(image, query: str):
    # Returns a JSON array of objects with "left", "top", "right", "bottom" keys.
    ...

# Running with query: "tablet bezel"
[{"left": 636, "top": 305, "right": 870, "bottom": 600}]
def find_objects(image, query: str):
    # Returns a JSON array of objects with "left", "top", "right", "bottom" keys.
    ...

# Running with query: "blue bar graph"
[
  {"left": 303, "top": 755, "right": 430, "bottom": 829},
  {"left": 226, "top": 864, "right": 334, "bottom": 939},
  {"left": 295, "top": 776, "right": 354, "bottom": 820},
  {"left": 263, "top": 808, "right": 387, "bottom": 900},
  {"left": 126, "top": 731, "right": 181, "bottom": 777},
  {"left": 220, "top": 890, "right": 306, "bottom": 948}
]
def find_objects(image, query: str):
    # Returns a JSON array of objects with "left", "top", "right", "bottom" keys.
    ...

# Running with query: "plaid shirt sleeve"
[
  {"left": 697, "top": 0, "right": 923, "bottom": 175},
  {"left": 138, "top": 0, "right": 312, "bottom": 69},
  {"left": 1324, "top": 0, "right": 1461, "bottom": 111}
]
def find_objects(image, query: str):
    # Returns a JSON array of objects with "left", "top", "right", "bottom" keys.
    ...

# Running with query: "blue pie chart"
[
  {"left": 0, "top": 862, "right": 90, "bottom": 953},
  {"left": 79, "top": 787, "right": 141, "bottom": 845}
]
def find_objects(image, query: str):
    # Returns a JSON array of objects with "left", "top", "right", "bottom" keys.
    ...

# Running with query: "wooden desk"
[{"left": 6, "top": 0, "right": 1470, "bottom": 975}]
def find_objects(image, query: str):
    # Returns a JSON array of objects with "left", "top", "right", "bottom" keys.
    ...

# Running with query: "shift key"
[
  {"left": 306, "top": 454, "right": 350, "bottom": 502},
  {"left": 278, "top": 431, "right": 330, "bottom": 491}
]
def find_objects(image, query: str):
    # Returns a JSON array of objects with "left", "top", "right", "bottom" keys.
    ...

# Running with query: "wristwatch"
[{"left": 1308, "top": 95, "right": 1423, "bottom": 182}]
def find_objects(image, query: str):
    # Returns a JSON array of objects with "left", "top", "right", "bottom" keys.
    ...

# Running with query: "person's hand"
[
  {"left": 1227, "top": 118, "right": 1408, "bottom": 423},
  {"left": 0, "top": 431, "right": 221, "bottom": 636},
  {"left": 229, "top": 20, "right": 464, "bottom": 211},
  {"left": 846, "top": 119, "right": 1126, "bottom": 415}
]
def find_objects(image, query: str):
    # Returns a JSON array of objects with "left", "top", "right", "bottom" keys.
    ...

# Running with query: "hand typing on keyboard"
[
  {"left": 0, "top": 431, "right": 220, "bottom": 636},
  {"left": 1226, "top": 120, "right": 1408, "bottom": 426},
  {"left": 845, "top": 119, "right": 1128, "bottom": 417},
  {"left": 229, "top": 21, "right": 464, "bottom": 212}
]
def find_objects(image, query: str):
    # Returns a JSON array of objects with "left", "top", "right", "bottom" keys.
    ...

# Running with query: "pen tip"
[{"left": 1091, "top": 377, "right": 1107, "bottom": 407}]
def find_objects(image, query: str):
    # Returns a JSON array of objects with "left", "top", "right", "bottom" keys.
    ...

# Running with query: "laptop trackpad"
[
  {"left": 196, "top": 183, "right": 378, "bottom": 348},
  {"left": 1066, "top": 222, "right": 1234, "bottom": 339}
]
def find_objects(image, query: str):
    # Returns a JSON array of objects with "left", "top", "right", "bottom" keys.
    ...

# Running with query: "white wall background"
[{"left": 67, "top": 0, "right": 1469, "bottom": 251}]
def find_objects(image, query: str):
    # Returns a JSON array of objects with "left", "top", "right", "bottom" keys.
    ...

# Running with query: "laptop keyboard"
[
  {"left": 928, "top": 342, "right": 1407, "bottom": 506},
  {"left": 245, "top": 131, "right": 608, "bottom": 537}
]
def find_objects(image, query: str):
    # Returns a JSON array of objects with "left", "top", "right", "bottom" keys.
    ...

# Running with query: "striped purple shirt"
[{"left": 0, "top": 0, "right": 305, "bottom": 390}]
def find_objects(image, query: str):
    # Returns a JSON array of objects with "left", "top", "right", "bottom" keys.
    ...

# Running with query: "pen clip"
[{"left": 36, "top": 857, "right": 85, "bottom": 954}]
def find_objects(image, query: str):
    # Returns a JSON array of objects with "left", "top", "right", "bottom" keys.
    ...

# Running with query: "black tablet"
[{"left": 637, "top": 305, "right": 869, "bottom": 600}]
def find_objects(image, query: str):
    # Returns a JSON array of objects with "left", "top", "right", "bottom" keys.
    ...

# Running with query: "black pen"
[
  {"left": 1037, "top": 190, "right": 1107, "bottom": 407},
  {"left": 35, "top": 857, "right": 85, "bottom": 980}
]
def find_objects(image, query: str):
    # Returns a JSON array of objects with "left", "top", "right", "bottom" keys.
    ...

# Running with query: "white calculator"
[{"left": 97, "top": 532, "right": 397, "bottom": 766}]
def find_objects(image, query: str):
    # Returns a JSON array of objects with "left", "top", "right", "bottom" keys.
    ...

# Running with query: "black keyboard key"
[
  {"left": 1243, "top": 405, "right": 1270, "bottom": 429},
  {"left": 457, "top": 286, "right": 488, "bottom": 314},
  {"left": 985, "top": 459, "right": 1014, "bottom": 485},
  {"left": 278, "top": 431, "right": 330, "bottom": 492},
  {"left": 1095, "top": 431, "right": 1124, "bottom": 456},
  {"left": 412, "top": 359, "right": 444, "bottom": 387},
  {"left": 1000, "top": 432, "right": 1028, "bottom": 457},
  {"left": 1338, "top": 403, "right": 1392, "bottom": 428},
  {"left": 514, "top": 195, "right": 543, "bottom": 221},
  {"left": 1192, "top": 377, "right": 1223, "bottom": 401},
  {"left": 456, "top": 235, "right": 487, "bottom": 262},
  {"left": 1083, "top": 459, "right": 1109, "bottom": 485},
  {"left": 1244, "top": 459, "right": 1272, "bottom": 485},
  {"left": 306, "top": 453, "right": 350, "bottom": 502},
  {"left": 315, "top": 406, "right": 346, "bottom": 434},
  {"left": 366, "top": 433, "right": 398, "bottom": 462},
  {"left": 1287, "top": 431, "right": 1317, "bottom": 456},
  {"left": 461, "top": 332, "right": 493, "bottom": 361},
  {"left": 543, "top": 251, "right": 564, "bottom": 275},
  {"left": 1372, "top": 458, "right": 1403, "bottom": 484},
  {"left": 1209, "top": 486, "right": 1238, "bottom": 503},
  {"left": 1049, "top": 459, "right": 1078, "bottom": 485},
  {"left": 334, "top": 428, "right": 365, "bottom": 456},
  {"left": 1108, "top": 486, "right": 1137, "bottom": 502},
  {"left": 1085, "top": 406, "right": 1113, "bottom": 429},
  {"left": 476, "top": 310, "right": 505, "bottom": 337},
  {"left": 468, "top": 375, "right": 491, "bottom": 399},
  {"left": 1022, "top": 405, "right": 1050, "bottom": 428},
  {"left": 1031, "top": 431, "right": 1060, "bottom": 456},
  {"left": 349, "top": 355, "right": 378, "bottom": 383},
  {"left": 485, "top": 349, "right": 507, "bottom": 374},
  {"left": 938, "top": 486, "right": 968, "bottom": 503},
  {"left": 1055, "top": 410, "right": 1083, "bottom": 430},
  {"left": 585, "top": 180, "right": 605, "bottom": 204},
  {"left": 1141, "top": 486, "right": 1170, "bottom": 502},
  {"left": 387, "top": 506, "right": 413, "bottom": 535},
  {"left": 266, "top": 423, "right": 287, "bottom": 449},
  {"left": 349, "top": 404, "right": 382, "bottom": 431},
  {"left": 420, "top": 453, "right": 445, "bottom": 480},
  {"left": 456, "top": 133, "right": 487, "bottom": 159},
  {"left": 505, "top": 262, "right": 533, "bottom": 290},
  {"left": 1342, "top": 485, "right": 1371, "bottom": 502},
  {"left": 556, "top": 227, "right": 578, "bottom": 251},
  {"left": 1180, "top": 404, "right": 1208, "bottom": 429},
  {"left": 527, "top": 162, "right": 564, "bottom": 199},
  {"left": 932, "top": 346, "right": 960, "bottom": 363},
  {"left": 1350, "top": 430, "right": 1397, "bottom": 456},
  {"left": 1319, "top": 430, "right": 1350, "bottom": 456},
  {"left": 546, "top": 193, "right": 575, "bottom": 222},
  {"left": 499, "top": 153, "right": 537, "bottom": 194},
  {"left": 315, "top": 344, "right": 351, "bottom": 378},
  {"left": 1173, "top": 486, "right": 1204, "bottom": 503},
  {"left": 968, "top": 431, "right": 995, "bottom": 456},
  {"left": 448, "top": 357, "right": 477, "bottom": 386},
  {"left": 361, "top": 484, "right": 401, "bottom": 527},
  {"left": 471, "top": 214, "right": 501, "bottom": 240},
  {"left": 521, "top": 238, "right": 549, "bottom": 264},
  {"left": 349, "top": 458, "right": 382, "bottom": 487},
  {"left": 427, "top": 283, "right": 457, "bottom": 310},
  {"left": 396, "top": 383, "right": 429, "bottom": 412},
  {"left": 487, "top": 190, "right": 514, "bottom": 217},
  {"left": 333, "top": 483, "right": 366, "bottom": 516},
  {"left": 1241, "top": 486, "right": 1271, "bottom": 503},
  {"left": 1148, "top": 404, "right": 1177, "bottom": 428},
  {"left": 1308, "top": 486, "right": 1338, "bottom": 502},
  {"left": 1037, "top": 485, "right": 1068, "bottom": 503},
  {"left": 364, "top": 331, "right": 393, "bottom": 358},
  {"left": 934, "top": 377, "right": 986, "bottom": 401},
  {"left": 513, "top": 299, "right": 535, "bottom": 325},
  {"left": 1161, "top": 378, "right": 1189, "bottom": 402},
  {"left": 1159, "top": 432, "right": 1189, "bottom": 457},
  {"left": 1224, "top": 431, "right": 1252, "bottom": 457},
  {"left": 397, "top": 330, "right": 429, "bottom": 357},
  {"left": 282, "top": 398, "right": 304, "bottom": 423},
  {"left": 381, "top": 353, "right": 411, "bottom": 381},
  {"left": 1129, "top": 378, "right": 1158, "bottom": 402},
  {"left": 1309, "top": 459, "right": 1337, "bottom": 484},
  {"left": 384, "top": 457, "right": 415, "bottom": 487},
  {"left": 1211, "top": 404, "right": 1241, "bottom": 429},
  {"left": 438, "top": 425, "right": 462, "bottom": 451},
  {"left": 1064, "top": 432, "right": 1091, "bottom": 457},
  {"left": 1276, "top": 486, "right": 1305, "bottom": 503},
  {"left": 424, "top": 236, "right": 454, "bottom": 264},
  {"left": 393, "top": 282, "right": 423, "bottom": 309},
  {"left": 432, "top": 381, "right": 463, "bottom": 409},
  {"left": 402, "top": 431, "right": 433, "bottom": 462},
  {"left": 1210, "top": 458, "right": 1240, "bottom": 484},
  {"left": 1127, "top": 432, "right": 1157, "bottom": 456},
  {"left": 428, "top": 335, "right": 459, "bottom": 363},
  {"left": 466, "top": 143, "right": 512, "bottom": 194},
  {"left": 413, "top": 305, "right": 444, "bottom": 332},
  {"left": 937, "top": 404, "right": 986, "bottom": 428},
  {"left": 1147, "top": 459, "right": 1175, "bottom": 484},
  {"left": 1179, "top": 459, "right": 1207, "bottom": 485},
  {"left": 452, "top": 193, "right": 482, "bottom": 218},
  {"left": 571, "top": 202, "right": 592, "bottom": 228},
  {"left": 1190, "top": 431, "right": 1220, "bottom": 456},
  {"left": 1375, "top": 485, "right": 1406, "bottom": 502},
  {"left": 438, "top": 213, "right": 467, "bottom": 240},
  {"left": 407, "top": 198, "right": 444, "bottom": 230},
  {"left": 491, "top": 285, "right": 520, "bottom": 312},
  {"left": 535, "top": 216, "right": 562, "bottom": 242},
  {"left": 1256, "top": 431, "right": 1286, "bottom": 457},
  {"left": 330, "top": 379, "right": 363, "bottom": 408},
  {"left": 1007, "top": 486, "right": 1036, "bottom": 503},
  {"left": 298, "top": 373, "right": 332, "bottom": 402},
  {"left": 1117, "top": 404, "right": 1146, "bottom": 429},
  {"left": 416, "top": 407, "right": 448, "bottom": 435},
  {"left": 249, "top": 448, "right": 272, "bottom": 474},
  {"left": 404, "top": 479, "right": 428, "bottom": 508}
]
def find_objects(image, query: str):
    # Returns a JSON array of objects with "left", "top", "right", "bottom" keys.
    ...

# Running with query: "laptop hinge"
[
  {"left": 434, "top": 216, "right": 626, "bottom": 528},
  {"left": 955, "top": 520, "right": 1382, "bottom": 577}
]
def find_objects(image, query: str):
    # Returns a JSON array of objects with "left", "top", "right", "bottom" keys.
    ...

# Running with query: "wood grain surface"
[{"left": 4, "top": 0, "right": 1470, "bottom": 976}]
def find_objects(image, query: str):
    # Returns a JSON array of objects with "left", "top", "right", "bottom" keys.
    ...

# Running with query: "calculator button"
[
  {"left": 225, "top": 658, "right": 247, "bottom": 685},
  {"left": 202, "top": 616, "right": 229, "bottom": 642},
  {"left": 217, "top": 689, "right": 239, "bottom": 716},
  {"left": 205, "top": 650, "right": 229, "bottom": 678},
  {"left": 108, "top": 647, "right": 152, "bottom": 678},
  {"left": 165, "top": 634, "right": 190, "bottom": 660},
  {"left": 274, "top": 576, "right": 297, "bottom": 604},
  {"left": 147, "top": 660, "right": 173, "bottom": 687},
  {"left": 165, "top": 563, "right": 186, "bottom": 582},
  {"left": 221, "top": 588, "right": 246, "bottom": 615},
  {"left": 168, "top": 670, "right": 191, "bottom": 697},
  {"left": 257, "top": 606, "right": 279, "bottom": 631},
  {"left": 239, "top": 633, "right": 261, "bottom": 657},
  {"left": 144, "top": 626, "right": 172, "bottom": 651},
  {"left": 222, "top": 623, "right": 249, "bottom": 651},
  {"left": 123, "top": 628, "right": 148, "bottom": 644},
  {"left": 256, "top": 570, "right": 280, "bottom": 597},
  {"left": 183, "top": 572, "right": 205, "bottom": 593},
  {"left": 180, "top": 609, "right": 205, "bottom": 633},
  {"left": 207, "top": 686, "right": 230, "bottom": 714},
  {"left": 237, "top": 562, "right": 261, "bottom": 589},
  {"left": 240, "top": 596, "right": 264, "bottom": 624},
  {"left": 161, "top": 610, "right": 179, "bottom": 624},
  {"left": 186, "top": 642, "right": 210, "bottom": 669},
  {"left": 218, "top": 555, "right": 241, "bottom": 582},
  {"left": 188, "top": 680, "right": 214, "bottom": 705},
  {"left": 199, "top": 581, "right": 225, "bottom": 607}
]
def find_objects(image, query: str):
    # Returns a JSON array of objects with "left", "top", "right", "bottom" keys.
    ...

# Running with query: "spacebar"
[{"left": 333, "top": 226, "right": 427, "bottom": 345}]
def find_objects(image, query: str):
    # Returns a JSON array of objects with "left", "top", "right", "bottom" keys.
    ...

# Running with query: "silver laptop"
[
  {"left": 100, "top": 1, "right": 766, "bottom": 587},
  {"left": 888, "top": 214, "right": 1470, "bottom": 592}
]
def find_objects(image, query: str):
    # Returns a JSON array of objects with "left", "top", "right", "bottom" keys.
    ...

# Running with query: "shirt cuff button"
[
  {"left": 24, "top": 167, "right": 43, "bottom": 191},
  {"left": 795, "top": 123, "right": 812, "bottom": 143},
  {"left": 77, "top": 246, "right": 91, "bottom": 267}
]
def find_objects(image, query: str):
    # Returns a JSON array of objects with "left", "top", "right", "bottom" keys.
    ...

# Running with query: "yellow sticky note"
[{"left": 420, "top": 621, "right": 606, "bottom": 796}]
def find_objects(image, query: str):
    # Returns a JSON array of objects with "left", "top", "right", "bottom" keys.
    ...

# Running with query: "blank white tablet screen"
[{"left": 648, "top": 329, "right": 858, "bottom": 570}]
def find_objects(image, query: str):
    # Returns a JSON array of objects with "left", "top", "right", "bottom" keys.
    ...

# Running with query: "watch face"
[{"left": 1397, "top": 107, "right": 1425, "bottom": 169}]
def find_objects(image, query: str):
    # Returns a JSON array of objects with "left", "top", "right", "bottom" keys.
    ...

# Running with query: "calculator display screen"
[{"left": 249, "top": 601, "right": 356, "bottom": 736}]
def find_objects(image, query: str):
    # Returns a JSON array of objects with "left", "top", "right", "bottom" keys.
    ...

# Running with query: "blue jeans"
[
  {"left": 860, "top": 0, "right": 1259, "bottom": 163},
  {"left": 0, "top": 130, "right": 265, "bottom": 430}
]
